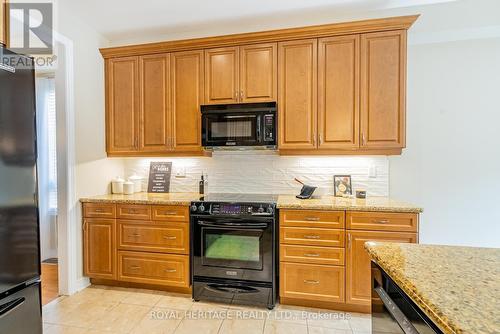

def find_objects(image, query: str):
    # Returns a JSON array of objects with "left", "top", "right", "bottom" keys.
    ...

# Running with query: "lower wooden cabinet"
[
  {"left": 280, "top": 263, "right": 345, "bottom": 303},
  {"left": 346, "top": 230, "right": 417, "bottom": 305},
  {"left": 82, "top": 203, "right": 190, "bottom": 290},
  {"left": 83, "top": 218, "right": 116, "bottom": 280},
  {"left": 118, "top": 251, "right": 189, "bottom": 288}
]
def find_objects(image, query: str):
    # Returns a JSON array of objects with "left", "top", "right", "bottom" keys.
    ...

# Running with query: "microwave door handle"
[
  {"left": 257, "top": 115, "right": 261, "bottom": 140},
  {"left": 374, "top": 286, "right": 420, "bottom": 334},
  {"left": 223, "top": 115, "right": 256, "bottom": 119}
]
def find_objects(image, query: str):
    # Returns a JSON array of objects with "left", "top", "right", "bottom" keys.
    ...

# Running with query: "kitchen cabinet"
[
  {"left": 318, "top": 35, "right": 360, "bottom": 150},
  {"left": 139, "top": 54, "right": 170, "bottom": 153},
  {"left": 0, "top": 0, "right": 7, "bottom": 46},
  {"left": 204, "top": 47, "right": 239, "bottom": 104},
  {"left": 171, "top": 50, "right": 204, "bottom": 152},
  {"left": 204, "top": 43, "right": 277, "bottom": 104},
  {"left": 102, "top": 16, "right": 416, "bottom": 157},
  {"left": 82, "top": 203, "right": 191, "bottom": 292},
  {"left": 360, "top": 30, "right": 406, "bottom": 149},
  {"left": 239, "top": 43, "right": 277, "bottom": 102},
  {"left": 106, "top": 52, "right": 204, "bottom": 156},
  {"left": 83, "top": 218, "right": 116, "bottom": 280},
  {"left": 278, "top": 39, "right": 318, "bottom": 150},
  {"left": 346, "top": 230, "right": 417, "bottom": 306},
  {"left": 106, "top": 57, "right": 140, "bottom": 154}
]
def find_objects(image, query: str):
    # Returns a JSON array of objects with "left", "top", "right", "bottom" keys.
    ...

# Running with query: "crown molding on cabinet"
[{"left": 100, "top": 15, "right": 419, "bottom": 59}]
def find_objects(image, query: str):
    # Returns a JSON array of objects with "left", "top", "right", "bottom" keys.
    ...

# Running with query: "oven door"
[
  {"left": 192, "top": 217, "right": 273, "bottom": 282},
  {"left": 202, "top": 112, "right": 262, "bottom": 147}
]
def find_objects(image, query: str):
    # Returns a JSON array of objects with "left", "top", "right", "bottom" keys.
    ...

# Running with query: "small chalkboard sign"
[{"left": 147, "top": 162, "right": 172, "bottom": 193}]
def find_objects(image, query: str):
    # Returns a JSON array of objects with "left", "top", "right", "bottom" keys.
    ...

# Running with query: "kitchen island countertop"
[{"left": 365, "top": 242, "right": 500, "bottom": 334}]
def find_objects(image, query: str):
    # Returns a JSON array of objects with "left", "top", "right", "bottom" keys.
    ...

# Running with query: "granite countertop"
[
  {"left": 365, "top": 242, "right": 500, "bottom": 334},
  {"left": 277, "top": 195, "right": 422, "bottom": 213},
  {"left": 79, "top": 192, "right": 201, "bottom": 205}
]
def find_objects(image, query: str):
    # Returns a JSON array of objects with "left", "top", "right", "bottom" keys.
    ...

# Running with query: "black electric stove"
[{"left": 190, "top": 193, "right": 278, "bottom": 309}]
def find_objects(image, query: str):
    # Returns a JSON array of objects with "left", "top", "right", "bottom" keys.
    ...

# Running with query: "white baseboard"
[{"left": 73, "top": 277, "right": 91, "bottom": 294}]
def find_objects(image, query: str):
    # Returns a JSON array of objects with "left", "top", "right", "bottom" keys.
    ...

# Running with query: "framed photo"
[{"left": 334, "top": 175, "right": 352, "bottom": 197}]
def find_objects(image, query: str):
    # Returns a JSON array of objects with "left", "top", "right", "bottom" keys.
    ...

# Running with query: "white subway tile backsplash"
[{"left": 123, "top": 152, "right": 389, "bottom": 196}]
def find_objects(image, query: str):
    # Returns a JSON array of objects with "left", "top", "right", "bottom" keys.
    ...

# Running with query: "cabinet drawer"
[
  {"left": 83, "top": 203, "right": 116, "bottom": 218},
  {"left": 117, "top": 221, "right": 189, "bottom": 254},
  {"left": 280, "top": 245, "right": 344, "bottom": 266},
  {"left": 118, "top": 251, "right": 189, "bottom": 288},
  {"left": 280, "top": 227, "right": 344, "bottom": 247},
  {"left": 117, "top": 204, "right": 151, "bottom": 220},
  {"left": 152, "top": 206, "right": 189, "bottom": 222},
  {"left": 346, "top": 211, "right": 418, "bottom": 232},
  {"left": 280, "top": 210, "right": 345, "bottom": 228},
  {"left": 280, "top": 263, "right": 344, "bottom": 302}
]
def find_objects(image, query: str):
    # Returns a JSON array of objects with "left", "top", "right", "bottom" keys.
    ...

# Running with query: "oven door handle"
[
  {"left": 205, "top": 284, "right": 259, "bottom": 294},
  {"left": 198, "top": 221, "right": 268, "bottom": 229},
  {"left": 374, "top": 286, "right": 420, "bottom": 334}
]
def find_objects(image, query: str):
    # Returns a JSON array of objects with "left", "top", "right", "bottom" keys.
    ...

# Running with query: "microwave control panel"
[{"left": 263, "top": 114, "right": 275, "bottom": 142}]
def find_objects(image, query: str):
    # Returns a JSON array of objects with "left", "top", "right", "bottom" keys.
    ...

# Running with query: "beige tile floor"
[{"left": 42, "top": 285, "right": 376, "bottom": 334}]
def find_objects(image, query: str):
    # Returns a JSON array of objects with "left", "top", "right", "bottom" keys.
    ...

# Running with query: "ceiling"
[{"left": 60, "top": 0, "right": 457, "bottom": 43}]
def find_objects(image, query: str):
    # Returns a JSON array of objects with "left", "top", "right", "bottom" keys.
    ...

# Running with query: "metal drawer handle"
[
  {"left": 305, "top": 217, "right": 320, "bottom": 221},
  {"left": 304, "top": 235, "right": 321, "bottom": 239},
  {"left": 130, "top": 265, "right": 141, "bottom": 270},
  {"left": 304, "top": 253, "right": 320, "bottom": 257},
  {"left": 131, "top": 233, "right": 141, "bottom": 237},
  {"left": 164, "top": 269, "right": 177, "bottom": 273},
  {"left": 161, "top": 211, "right": 178, "bottom": 216},
  {"left": 303, "top": 280, "right": 320, "bottom": 285},
  {"left": 94, "top": 208, "right": 105, "bottom": 213},
  {"left": 374, "top": 220, "right": 389, "bottom": 224},
  {"left": 163, "top": 236, "right": 177, "bottom": 240}
]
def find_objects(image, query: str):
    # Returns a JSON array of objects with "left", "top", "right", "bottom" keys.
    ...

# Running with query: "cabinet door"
[
  {"left": 106, "top": 57, "right": 139, "bottom": 154},
  {"left": 240, "top": 43, "right": 277, "bottom": 103},
  {"left": 318, "top": 35, "right": 360, "bottom": 149},
  {"left": 139, "top": 54, "right": 170, "bottom": 152},
  {"left": 360, "top": 30, "right": 406, "bottom": 149},
  {"left": 83, "top": 219, "right": 116, "bottom": 280},
  {"left": 0, "top": 0, "right": 7, "bottom": 46},
  {"left": 171, "top": 50, "right": 204, "bottom": 152},
  {"left": 204, "top": 47, "right": 239, "bottom": 104},
  {"left": 278, "top": 39, "right": 317, "bottom": 150},
  {"left": 346, "top": 230, "right": 416, "bottom": 305}
]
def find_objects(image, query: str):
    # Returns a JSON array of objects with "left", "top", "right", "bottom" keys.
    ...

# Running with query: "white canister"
[
  {"left": 111, "top": 177, "right": 124, "bottom": 194},
  {"left": 128, "top": 175, "right": 143, "bottom": 193},
  {"left": 123, "top": 181, "right": 135, "bottom": 195}
]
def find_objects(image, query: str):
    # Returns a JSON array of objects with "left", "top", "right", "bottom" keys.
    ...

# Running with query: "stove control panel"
[{"left": 190, "top": 202, "right": 275, "bottom": 216}]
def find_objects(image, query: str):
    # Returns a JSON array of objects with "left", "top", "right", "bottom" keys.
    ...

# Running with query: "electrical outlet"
[
  {"left": 369, "top": 165, "right": 377, "bottom": 178},
  {"left": 175, "top": 168, "right": 186, "bottom": 178}
]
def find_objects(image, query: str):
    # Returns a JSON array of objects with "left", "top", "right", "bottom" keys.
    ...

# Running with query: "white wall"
[
  {"left": 390, "top": 37, "right": 500, "bottom": 248},
  {"left": 54, "top": 0, "right": 124, "bottom": 290}
]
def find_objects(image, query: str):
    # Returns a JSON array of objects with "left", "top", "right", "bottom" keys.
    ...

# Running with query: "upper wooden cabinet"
[
  {"left": 106, "top": 52, "right": 204, "bottom": 156},
  {"left": 106, "top": 57, "right": 140, "bottom": 154},
  {"left": 0, "top": 0, "right": 8, "bottom": 46},
  {"left": 139, "top": 54, "right": 170, "bottom": 153},
  {"left": 360, "top": 30, "right": 407, "bottom": 149},
  {"left": 204, "top": 47, "right": 239, "bottom": 104},
  {"left": 102, "top": 16, "right": 416, "bottom": 156},
  {"left": 278, "top": 39, "right": 317, "bottom": 150},
  {"left": 240, "top": 43, "right": 277, "bottom": 103},
  {"left": 204, "top": 43, "right": 277, "bottom": 104},
  {"left": 318, "top": 35, "right": 360, "bottom": 150},
  {"left": 171, "top": 50, "right": 204, "bottom": 152}
]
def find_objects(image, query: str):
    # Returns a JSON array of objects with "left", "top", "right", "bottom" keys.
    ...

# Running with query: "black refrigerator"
[{"left": 0, "top": 46, "right": 43, "bottom": 333}]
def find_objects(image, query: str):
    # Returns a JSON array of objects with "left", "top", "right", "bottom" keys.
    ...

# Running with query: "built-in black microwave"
[{"left": 201, "top": 102, "right": 277, "bottom": 149}]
